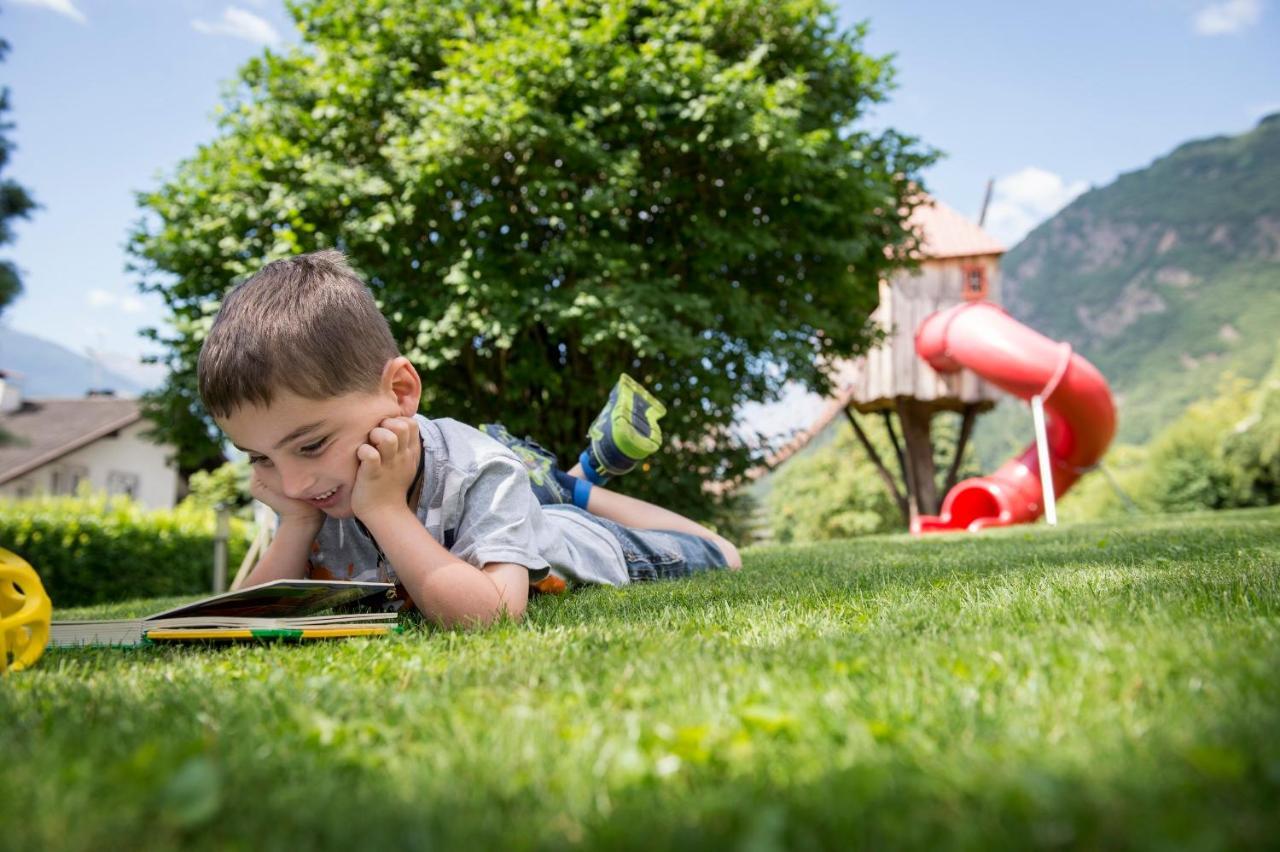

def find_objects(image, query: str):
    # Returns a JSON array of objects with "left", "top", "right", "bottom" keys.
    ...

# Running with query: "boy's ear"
[{"left": 379, "top": 356, "right": 422, "bottom": 418}]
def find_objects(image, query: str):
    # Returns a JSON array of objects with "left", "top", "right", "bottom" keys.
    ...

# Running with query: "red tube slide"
[{"left": 912, "top": 301, "right": 1116, "bottom": 533}]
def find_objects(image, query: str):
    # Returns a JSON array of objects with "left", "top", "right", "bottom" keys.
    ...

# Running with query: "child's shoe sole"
[{"left": 582, "top": 373, "right": 667, "bottom": 481}]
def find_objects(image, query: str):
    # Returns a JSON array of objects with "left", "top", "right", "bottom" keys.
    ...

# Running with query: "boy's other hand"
[
  {"left": 249, "top": 468, "right": 324, "bottom": 528},
  {"left": 351, "top": 416, "right": 420, "bottom": 521}
]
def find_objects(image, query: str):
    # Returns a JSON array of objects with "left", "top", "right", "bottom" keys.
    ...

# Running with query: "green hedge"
[{"left": 0, "top": 493, "right": 253, "bottom": 608}]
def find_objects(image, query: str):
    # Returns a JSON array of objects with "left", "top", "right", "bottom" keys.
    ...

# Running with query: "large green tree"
[
  {"left": 0, "top": 34, "right": 37, "bottom": 316},
  {"left": 132, "top": 0, "right": 933, "bottom": 520}
]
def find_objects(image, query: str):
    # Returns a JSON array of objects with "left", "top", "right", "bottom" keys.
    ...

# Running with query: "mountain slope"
[
  {"left": 0, "top": 326, "right": 144, "bottom": 398},
  {"left": 985, "top": 114, "right": 1280, "bottom": 458}
]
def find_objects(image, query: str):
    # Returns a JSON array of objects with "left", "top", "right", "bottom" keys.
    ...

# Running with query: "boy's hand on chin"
[
  {"left": 249, "top": 469, "right": 324, "bottom": 528},
  {"left": 351, "top": 416, "right": 419, "bottom": 521}
]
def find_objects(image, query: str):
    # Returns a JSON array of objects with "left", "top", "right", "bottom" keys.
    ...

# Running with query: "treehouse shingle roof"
[{"left": 910, "top": 198, "right": 1006, "bottom": 259}]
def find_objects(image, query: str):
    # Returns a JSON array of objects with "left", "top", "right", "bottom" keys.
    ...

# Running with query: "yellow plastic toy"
[{"left": 0, "top": 548, "right": 51, "bottom": 674}]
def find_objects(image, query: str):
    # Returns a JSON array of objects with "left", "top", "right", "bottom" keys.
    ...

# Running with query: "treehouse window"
[{"left": 962, "top": 265, "right": 987, "bottom": 300}]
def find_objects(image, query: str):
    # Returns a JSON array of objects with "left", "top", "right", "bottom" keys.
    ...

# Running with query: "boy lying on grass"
[{"left": 197, "top": 250, "right": 741, "bottom": 628}]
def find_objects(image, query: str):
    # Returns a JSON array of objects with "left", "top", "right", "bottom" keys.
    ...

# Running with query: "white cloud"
[
  {"left": 192, "top": 7, "right": 280, "bottom": 46},
  {"left": 87, "top": 289, "right": 114, "bottom": 307},
  {"left": 1193, "top": 0, "right": 1263, "bottom": 35},
  {"left": 87, "top": 289, "right": 146, "bottom": 314},
  {"left": 984, "top": 166, "right": 1088, "bottom": 248},
  {"left": 9, "top": 0, "right": 87, "bottom": 24}
]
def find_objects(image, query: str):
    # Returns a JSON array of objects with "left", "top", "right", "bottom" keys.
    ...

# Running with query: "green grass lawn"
[{"left": 4, "top": 507, "right": 1279, "bottom": 851}]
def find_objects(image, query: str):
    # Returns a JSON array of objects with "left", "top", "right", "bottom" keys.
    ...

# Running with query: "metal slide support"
[{"left": 1030, "top": 395, "right": 1057, "bottom": 526}]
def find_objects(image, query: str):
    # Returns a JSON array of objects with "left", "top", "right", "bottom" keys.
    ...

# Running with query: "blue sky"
[{"left": 1, "top": 0, "right": 1277, "bottom": 389}]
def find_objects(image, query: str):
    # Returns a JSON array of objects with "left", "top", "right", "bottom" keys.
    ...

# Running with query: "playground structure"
[
  {"left": 768, "top": 197, "right": 1116, "bottom": 534},
  {"left": 836, "top": 198, "right": 1006, "bottom": 528},
  {"left": 913, "top": 301, "right": 1116, "bottom": 532}
]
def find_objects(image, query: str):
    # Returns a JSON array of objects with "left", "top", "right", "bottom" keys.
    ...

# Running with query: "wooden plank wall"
[{"left": 845, "top": 256, "right": 1004, "bottom": 410}]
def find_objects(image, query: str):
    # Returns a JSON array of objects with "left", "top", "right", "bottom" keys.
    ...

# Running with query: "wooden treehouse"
[{"left": 769, "top": 198, "right": 1007, "bottom": 526}]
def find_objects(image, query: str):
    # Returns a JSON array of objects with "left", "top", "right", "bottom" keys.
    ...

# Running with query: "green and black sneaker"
[{"left": 579, "top": 373, "right": 667, "bottom": 484}]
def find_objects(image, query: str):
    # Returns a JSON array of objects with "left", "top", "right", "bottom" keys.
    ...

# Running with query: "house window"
[
  {"left": 51, "top": 465, "right": 89, "bottom": 496},
  {"left": 107, "top": 471, "right": 140, "bottom": 500},
  {"left": 961, "top": 264, "right": 988, "bottom": 300}
]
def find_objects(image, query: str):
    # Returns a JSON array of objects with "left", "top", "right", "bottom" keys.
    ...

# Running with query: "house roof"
[
  {"left": 909, "top": 198, "right": 1005, "bottom": 260},
  {"left": 0, "top": 397, "right": 143, "bottom": 485}
]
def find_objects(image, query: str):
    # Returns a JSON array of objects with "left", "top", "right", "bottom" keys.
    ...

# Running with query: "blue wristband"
[{"left": 572, "top": 477, "right": 593, "bottom": 510}]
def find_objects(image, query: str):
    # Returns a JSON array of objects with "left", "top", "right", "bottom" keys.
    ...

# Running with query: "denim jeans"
[{"left": 558, "top": 505, "right": 728, "bottom": 582}]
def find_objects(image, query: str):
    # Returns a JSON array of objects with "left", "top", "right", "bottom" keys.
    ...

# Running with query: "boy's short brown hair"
[{"left": 198, "top": 250, "right": 399, "bottom": 418}]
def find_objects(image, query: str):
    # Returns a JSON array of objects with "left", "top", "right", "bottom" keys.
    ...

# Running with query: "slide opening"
[{"left": 946, "top": 486, "right": 1003, "bottom": 529}]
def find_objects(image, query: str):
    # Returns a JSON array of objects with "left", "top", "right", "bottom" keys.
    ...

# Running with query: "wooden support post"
[
  {"left": 895, "top": 398, "right": 939, "bottom": 518},
  {"left": 942, "top": 404, "right": 978, "bottom": 498},
  {"left": 212, "top": 505, "right": 230, "bottom": 594},
  {"left": 880, "top": 410, "right": 910, "bottom": 495},
  {"left": 843, "top": 406, "right": 909, "bottom": 523}
]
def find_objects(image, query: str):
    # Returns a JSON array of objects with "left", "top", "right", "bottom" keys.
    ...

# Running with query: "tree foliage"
[
  {"left": 763, "top": 419, "right": 901, "bottom": 543},
  {"left": 131, "top": 0, "right": 934, "bottom": 519},
  {"left": 0, "top": 34, "right": 38, "bottom": 316},
  {"left": 181, "top": 459, "right": 253, "bottom": 516}
]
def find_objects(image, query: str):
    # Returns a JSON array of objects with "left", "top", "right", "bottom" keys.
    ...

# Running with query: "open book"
[{"left": 50, "top": 579, "right": 401, "bottom": 647}]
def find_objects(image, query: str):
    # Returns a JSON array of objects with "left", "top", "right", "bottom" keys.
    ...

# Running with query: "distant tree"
[
  {"left": 1058, "top": 348, "right": 1280, "bottom": 523},
  {"left": 765, "top": 420, "right": 903, "bottom": 543},
  {"left": 1221, "top": 349, "right": 1280, "bottom": 507},
  {"left": 0, "top": 35, "right": 38, "bottom": 316},
  {"left": 181, "top": 458, "right": 253, "bottom": 517},
  {"left": 131, "top": 0, "right": 935, "bottom": 520}
]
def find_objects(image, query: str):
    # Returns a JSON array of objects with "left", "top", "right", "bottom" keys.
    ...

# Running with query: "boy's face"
[
  {"left": 219, "top": 389, "right": 400, "bottom": 519},
  {"left": 216, "top": 358, "right": 421, "bottom": 520}
]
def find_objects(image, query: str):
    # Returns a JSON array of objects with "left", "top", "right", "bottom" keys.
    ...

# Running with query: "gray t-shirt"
[{"left": 306, "top": 416, "right": 629, "bottom": 600}]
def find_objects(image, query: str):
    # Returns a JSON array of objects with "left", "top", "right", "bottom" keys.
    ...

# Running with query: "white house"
[{"left": 0, "top": 373, "right": 182, "bottom": 509}]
